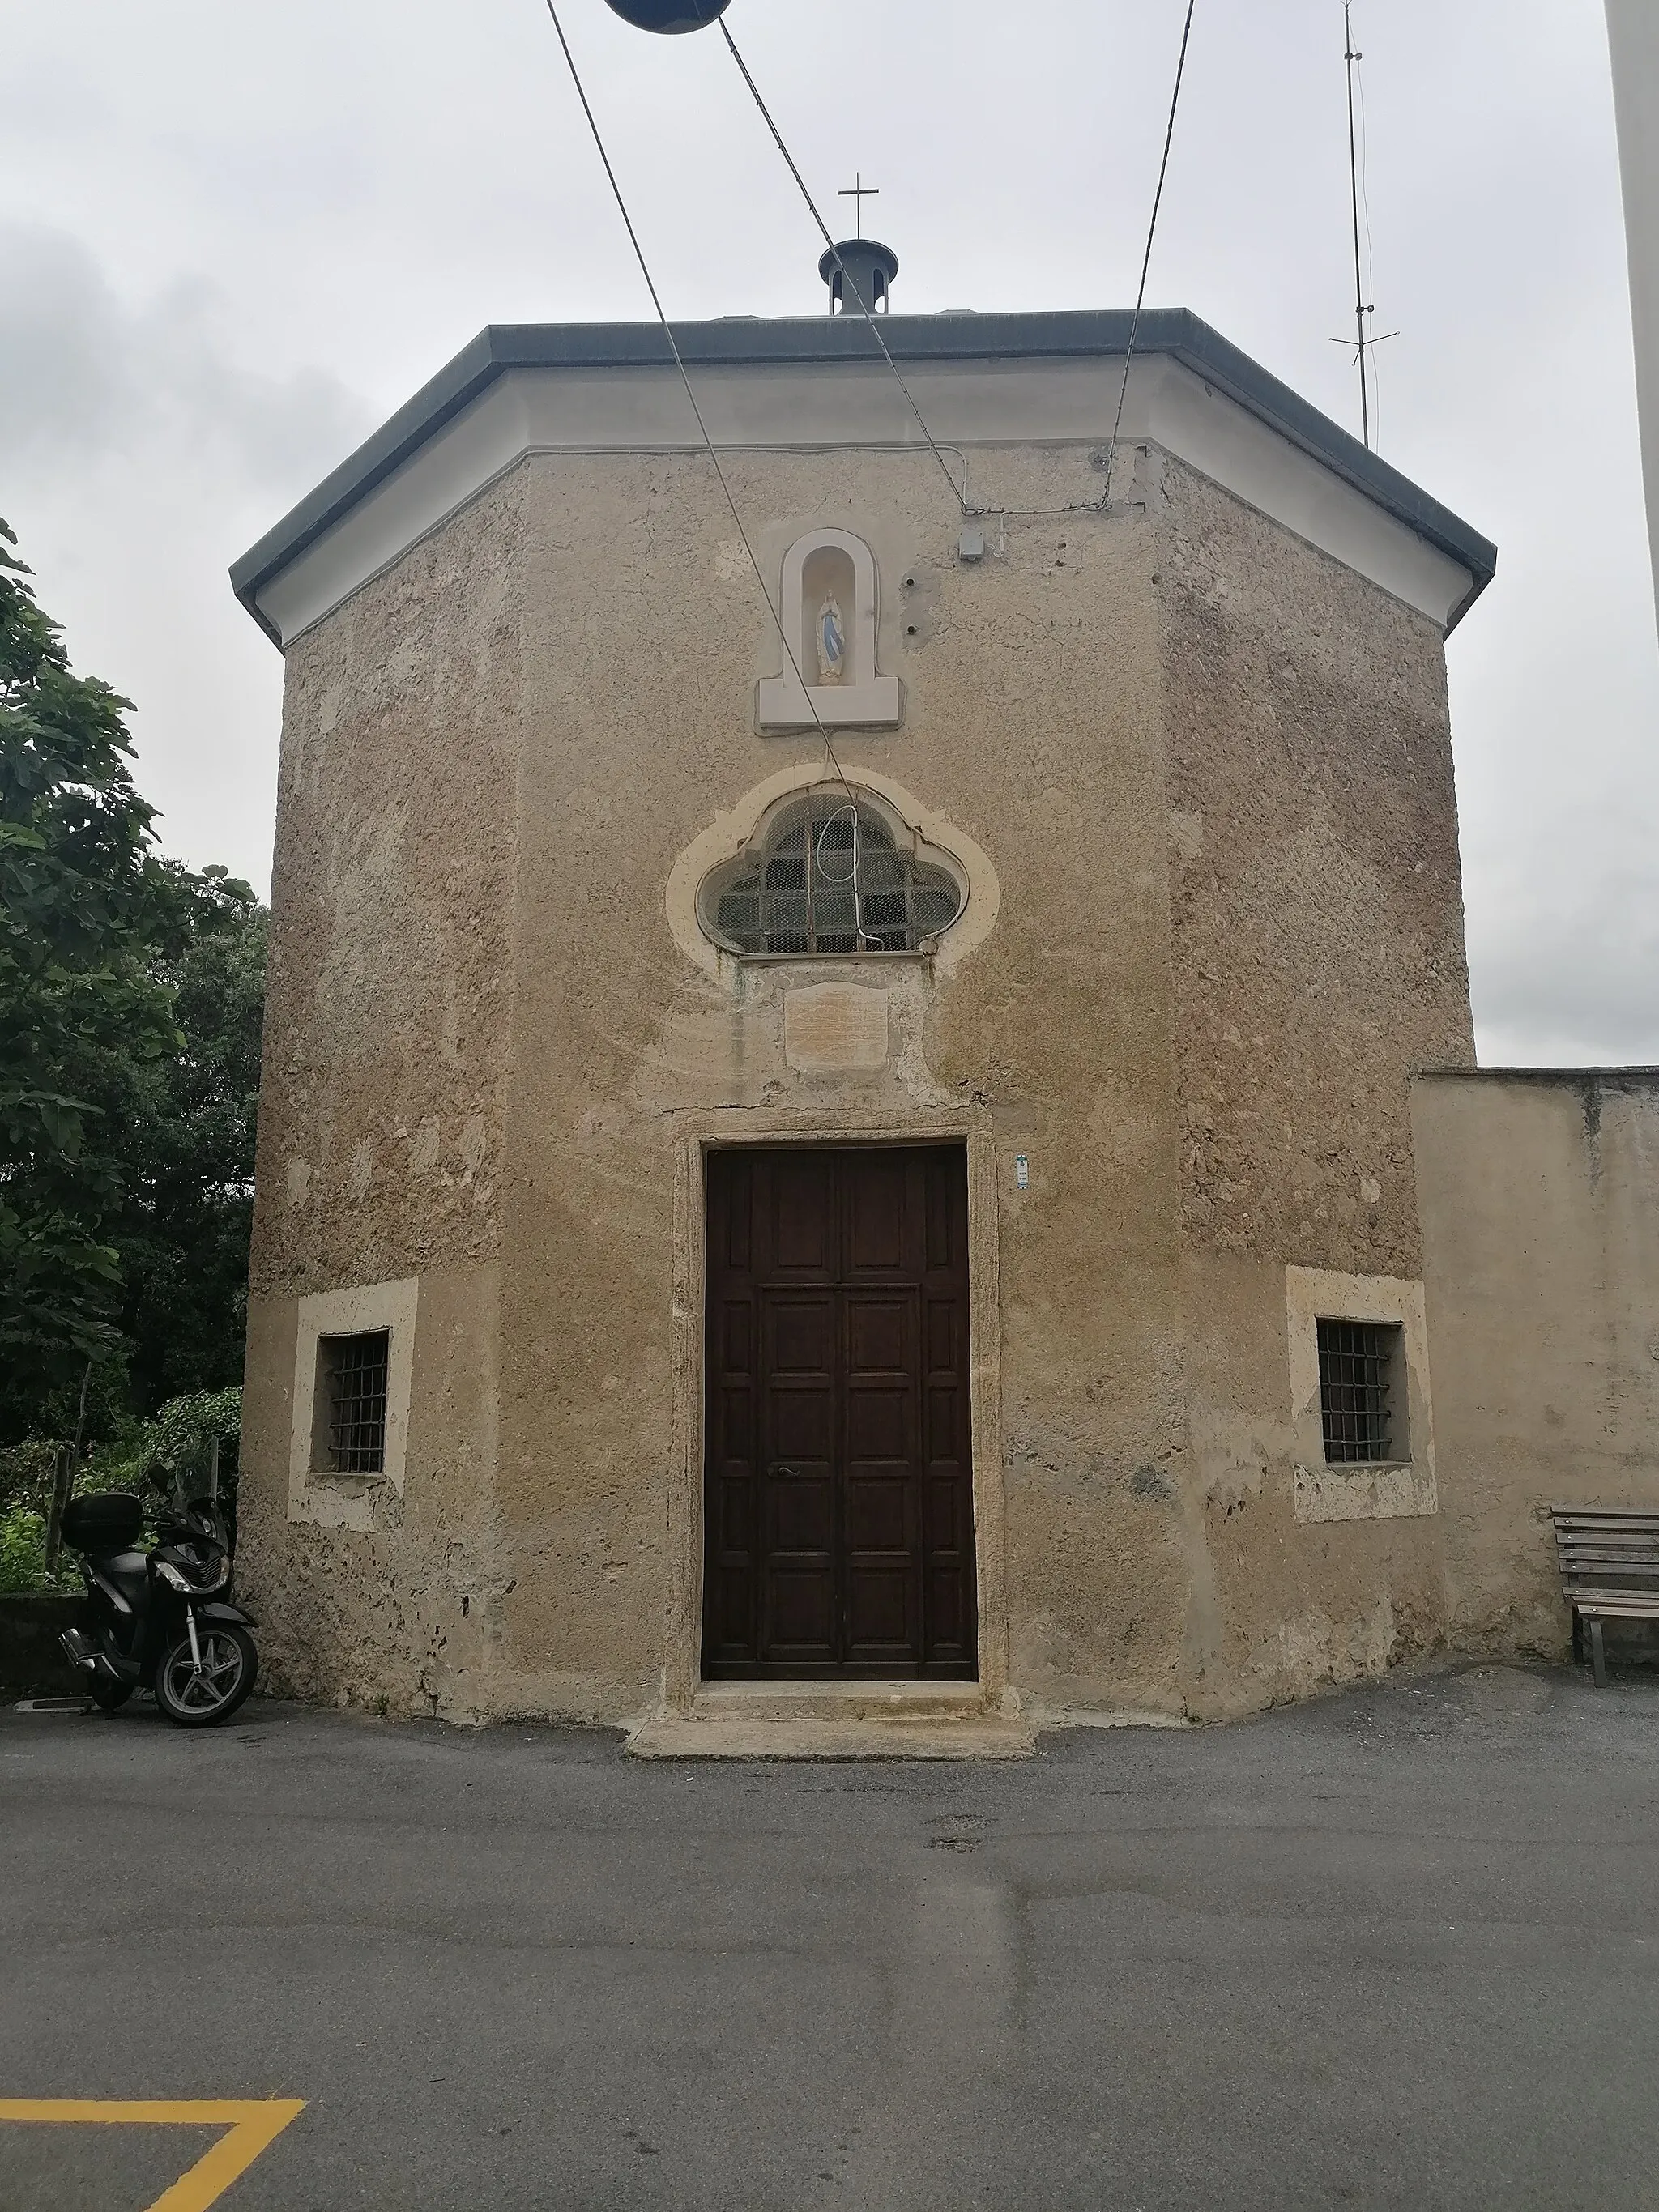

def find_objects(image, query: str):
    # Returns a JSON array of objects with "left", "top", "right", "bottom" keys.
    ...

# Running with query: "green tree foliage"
[
  {"left": 1, "top": 518, "right": 267, "bottom": 1449},
  {"left": 1, "top": 517, "right": 177, "bottom": 1421},
  {"left": 113, "top": 871, "right": 266, "bottom": 1409}
]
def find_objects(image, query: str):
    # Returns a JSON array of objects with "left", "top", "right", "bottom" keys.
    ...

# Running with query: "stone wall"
[
  {"left": 240, "top": 434, "right": 1478, "bottom": 1725},
  {"left": 1155, "top": 458, "right": 1475, "bottom": 1715},
  {"left": 238, "top": 475, "right": 525, "bottom": 1714},
  {"left": 0, "top": 1597, "right": 81, "bottom": 1698},
  {"left": 494, "top": 441, "right": 1180, "bottom": 1722}
]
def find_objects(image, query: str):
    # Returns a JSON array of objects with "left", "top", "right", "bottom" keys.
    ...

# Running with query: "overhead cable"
[
  {"left": 539, "top": 0, "right": 861, "bottom": 805},
  {"left": 1101, "top": 0, "right": 1198, "bottom": 509},
  {"left": 719, "top": 20, "right": 969, "bottom": 516}
]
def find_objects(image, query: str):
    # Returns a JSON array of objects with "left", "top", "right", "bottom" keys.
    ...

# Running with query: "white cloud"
[
  {"left": 0, "top": 0, "right": 1655, "bottom": 1063},
  {"left": 0, "top": 222, "right": 371, "bottom": 891}
]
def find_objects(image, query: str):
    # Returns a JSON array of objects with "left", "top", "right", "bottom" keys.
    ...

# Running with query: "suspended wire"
[
  {"left": 1100, "top": 0, "right": 1198, "bottom": 510},
  {"left": 814, "top": 804, "right": 872, "bottom": 949},
  {"left": 718, "top": 19, "right": 969, "bottom": 516},
  {"left": 539, "top": 0, "right": 859, "bottom": 806}
]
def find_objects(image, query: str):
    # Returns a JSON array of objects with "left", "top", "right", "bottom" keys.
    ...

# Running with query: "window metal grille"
[
  {"left": 1317, "top": 1319, "right": 1399, "bottom": 1464},
  {"left": 324, "top": 1331, "right": 390, "bottom": 1474},
  {"left": 702, "top": 795, "right": 965, "bottom": 957}
]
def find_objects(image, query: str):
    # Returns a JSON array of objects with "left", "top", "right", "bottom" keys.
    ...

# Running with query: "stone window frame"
[
  {"left": 665, "top": 762, "right": 1001, "bottom": 991},
  {"left": 288, "top": 1276, "right": 420, "bottom": 1532},
  {"left": 1285, "top": 1267, "right": 1438, "bottom": 1525}
]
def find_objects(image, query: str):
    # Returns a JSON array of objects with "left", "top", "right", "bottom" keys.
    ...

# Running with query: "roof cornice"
[{"left": 231, "top": 308, "right": 1496, "bottom": 642}]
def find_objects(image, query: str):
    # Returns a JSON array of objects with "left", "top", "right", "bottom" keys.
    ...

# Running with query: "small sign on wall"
[{"left": 1015, "top": 1154, "right": 1030, "bottom": 1190}]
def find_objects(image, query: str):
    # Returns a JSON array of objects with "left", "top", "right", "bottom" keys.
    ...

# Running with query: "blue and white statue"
[{"left": 817, "top": 597, "right": 846, "bottom": 686}]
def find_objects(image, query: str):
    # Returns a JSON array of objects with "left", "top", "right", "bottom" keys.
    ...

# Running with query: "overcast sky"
[{"left": 2, "top": 0, "right": 1653, "bottom": 1065}]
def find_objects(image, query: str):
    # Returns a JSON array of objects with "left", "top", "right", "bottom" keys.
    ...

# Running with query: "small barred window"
[
  {"left": 1316, "top": 1318, "right": 1402, "bottom": 1464},
  {"left": 320, "top": 1331, "right": 390, "bottom": 1474},
  {"left": 699, "top": 792, "right": 966, "bottom": 958}
]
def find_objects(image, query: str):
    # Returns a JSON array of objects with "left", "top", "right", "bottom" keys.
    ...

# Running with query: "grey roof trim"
[
  {"left": 1414, "top": 1066, "right": 1659, "bottom": 1085},
  {"left": 230, "top": 307, "right": 1497, "bottom": 639}
]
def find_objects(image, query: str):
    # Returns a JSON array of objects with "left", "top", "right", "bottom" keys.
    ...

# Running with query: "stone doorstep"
[{"left": 626, "top": 1680, "right": 1036, "bottom": 1761}]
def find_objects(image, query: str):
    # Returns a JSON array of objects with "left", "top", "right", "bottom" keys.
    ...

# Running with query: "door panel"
[
  {"left": 703, "top": 1146, "right": 975, "bottom": 1680},
  {"left": 846, "top": 1153, "right": 909, "bottom": 1276},
  {"left": 770, "top": 1153, "right": 836, "bottom": 1274}
]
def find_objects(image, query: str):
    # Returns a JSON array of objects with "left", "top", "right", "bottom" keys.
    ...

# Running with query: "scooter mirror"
[{"left": 603, "top": 0, "right": 732, "bottom": 30}]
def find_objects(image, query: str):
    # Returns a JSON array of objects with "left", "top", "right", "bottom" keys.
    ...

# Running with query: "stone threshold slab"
[
  {"left": 626, "top": 1714, "right": 1035, "bottom": 1762},
  {"left": 692, "top": 1679, "right": 989, "bottom": 1723}
]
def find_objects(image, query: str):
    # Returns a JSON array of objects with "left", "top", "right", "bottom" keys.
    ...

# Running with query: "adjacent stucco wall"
[
  {"left": 241, "top": 425, "right": 1478, "bottom": 1725},
  {"left": 239, "top": 478, "right": 526, "bottom": 1711},
  {"left": 1607, "top": 0, "right": 1659, "bottom": 637},
  {"left": 1414, "top": 1070, "right": 1659, "bottom": 1652}
]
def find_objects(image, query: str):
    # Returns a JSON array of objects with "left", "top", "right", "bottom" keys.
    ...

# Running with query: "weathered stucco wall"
[
  {"left": 1155, "top": 458, "right": 1475, "bottom": 1713},
  {"left": 1415, "top": 1069, "right": 1659, "bottom": 1652},
  {"left": 493, "top": 441, "right": 1184, "bottom": 1722},
  {"left": 240, "top": 477, "right": 526, "bottom": 1709},
  {"left": 241, "top": 427, "right": 1479, "bottom": 1726}
]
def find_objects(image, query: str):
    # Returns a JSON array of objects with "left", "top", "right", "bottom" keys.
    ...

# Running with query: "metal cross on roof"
[{"left": 837, "top": 173, "right": 880, "bottom": 234}]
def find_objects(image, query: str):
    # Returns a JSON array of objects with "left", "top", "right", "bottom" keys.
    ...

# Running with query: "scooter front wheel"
[{"left": 153, "top": 1623, "right": 258, "bottom": 1728}]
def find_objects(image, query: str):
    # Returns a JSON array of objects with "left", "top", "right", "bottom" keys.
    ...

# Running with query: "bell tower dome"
[{"left": 818, "top": 237, "right": 900, "bottom": 315}]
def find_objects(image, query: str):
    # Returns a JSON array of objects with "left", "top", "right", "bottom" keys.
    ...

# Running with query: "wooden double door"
[{"left": 702, "top": 1146, "right": 978, "bottom": 1679}]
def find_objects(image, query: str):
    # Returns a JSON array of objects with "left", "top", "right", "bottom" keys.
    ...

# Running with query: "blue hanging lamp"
[{"left": 603, "top": 0, "right": 732, "bottom": 30}]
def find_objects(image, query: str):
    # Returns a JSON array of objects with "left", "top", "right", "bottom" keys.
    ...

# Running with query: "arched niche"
[{"left": 757, "top": 528, "right": 902, "bottom": 733}]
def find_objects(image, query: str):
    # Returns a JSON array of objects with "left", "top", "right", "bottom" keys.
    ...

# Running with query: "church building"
[{"left": 230, "top": 238, "right": 1659, "bottom": 1748}]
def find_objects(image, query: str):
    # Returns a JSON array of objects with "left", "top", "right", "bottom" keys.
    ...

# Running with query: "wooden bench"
[{"left": 1551, "top": 1507, "right": 1659, "bottom": 1685}]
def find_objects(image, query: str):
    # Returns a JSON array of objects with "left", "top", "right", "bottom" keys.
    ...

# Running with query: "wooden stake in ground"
[{"left": 42, "top": 1357, "right": 93, "bottom": 1581}]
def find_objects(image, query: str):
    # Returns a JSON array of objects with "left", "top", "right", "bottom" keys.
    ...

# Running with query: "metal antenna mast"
[{"left": 1344, "top": 1, "right": 1372, "bottom": 449}]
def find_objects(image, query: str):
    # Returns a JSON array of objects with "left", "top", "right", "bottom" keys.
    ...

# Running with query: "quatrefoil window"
[{"left": 698, "top": 791, "right": 966, "bottom": 958}]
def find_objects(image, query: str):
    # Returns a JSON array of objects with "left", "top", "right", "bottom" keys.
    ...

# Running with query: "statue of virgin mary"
[{"left": 816, "top": 596, "right": 846, "bottom": 686}]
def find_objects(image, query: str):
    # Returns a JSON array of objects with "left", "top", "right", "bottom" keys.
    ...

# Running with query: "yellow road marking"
[{"left": 0, "top": 2099, "right": 305, "bottom": 2211}]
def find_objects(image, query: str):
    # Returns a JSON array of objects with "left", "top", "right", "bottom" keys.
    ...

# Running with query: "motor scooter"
[{"left": 58, "top": 1491, "right": 259, "bottom": 1728}]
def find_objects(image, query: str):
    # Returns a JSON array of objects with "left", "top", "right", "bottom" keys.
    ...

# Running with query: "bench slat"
[{"left": 1551, "top": 1507, "right": 1659, "bottom": 1630}]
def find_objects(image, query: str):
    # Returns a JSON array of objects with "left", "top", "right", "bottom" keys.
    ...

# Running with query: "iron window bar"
[
  {"left": 326, "top": 1331, "right": 390, "bottom": 1475},
  {"left": 1317, "top": 1318, "right": 1396, "bottom": 1464}
]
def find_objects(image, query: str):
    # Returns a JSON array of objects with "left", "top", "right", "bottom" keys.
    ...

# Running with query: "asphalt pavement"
[{"left": 3, "top": 1662, "right": 1657, "bottom": 2210}]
